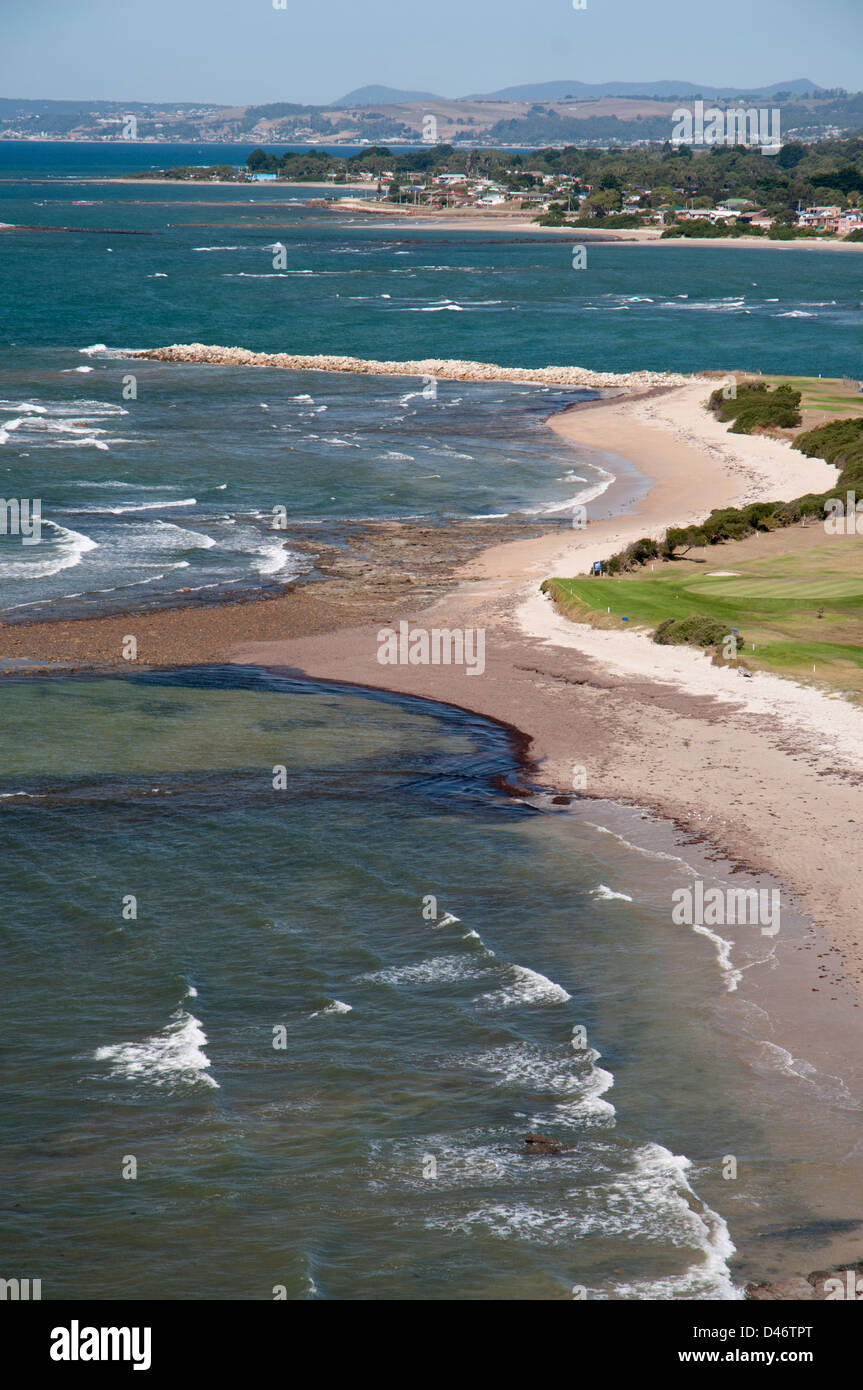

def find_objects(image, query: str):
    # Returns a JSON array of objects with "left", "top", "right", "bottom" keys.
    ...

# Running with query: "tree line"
[{"left": 245, "top": 138, "right": 863, "bottom": 213}]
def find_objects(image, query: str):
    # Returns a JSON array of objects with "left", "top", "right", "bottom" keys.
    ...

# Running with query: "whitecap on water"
[
  {"left": 477, "top": 964, "right": 571, "bottom": 1008},
  {"left": 591, "top": 884, "right": 633, "bottom": 902},
  {"left": 0, "top": 521, "right": 97, "bottom": 581},
  {"left": 362, "top": 956, "right": 486, "bottom": 987},
  {"left": 93, "top": 1006, "right": 219, "bottom": 1090},
  {"left": 425, "top": 1142, "right": 742, "bottom": 1299}
]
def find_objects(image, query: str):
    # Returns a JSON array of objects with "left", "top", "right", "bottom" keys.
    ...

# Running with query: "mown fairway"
[
  {"left": 762, "top": 374, "right": 863, "bottom": 426},
  {"left": 548, "top": 531, "right": 863, "bottom": 694}
]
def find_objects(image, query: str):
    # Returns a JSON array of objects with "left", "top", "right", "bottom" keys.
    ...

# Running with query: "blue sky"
[{"left": 1, "top": 0, "right": 860, "bottom": 104}]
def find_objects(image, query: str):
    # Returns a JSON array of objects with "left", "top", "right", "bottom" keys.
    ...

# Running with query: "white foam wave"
[
  {"left": 94, "top": 1008, "right": 218, "bottom": 1090},
  {"left": 150, "top": 520, "right": 216, "bottom": 549},
  {"left": 584, "top": 820, "right": 698, "bottom": 868},
  {"left": 474, "top": 1042, "right": 615, "bottom": 1119},
  {"left": 431, "top": 912, "right": 460, "bottom": 929},
  {"left": 71, "top": 480, "right": 179, "bottom": 490},
  {"left": 690, "top": 922, "right": 742, "bottom": 993},
  {"left": 223, "top": 271, "right": 313, "bottom": 278},
  {"left": 592, "top": 884, "right": 633, "bottom": 902},
  {"left": 478, "top": 964, "right": 571, "bottom": 1009},
  {"left": 518, "top": 454, "right": 616, "bottom": 517},
  {"left": 250, "top": 540, "right": 296, "bottom": 576},
  {"left": 426, "top": 1142, "right": 740, "bottom": 1299},
  {"left": 64, "top": 499, "right": 197, "bottom": 515},
  {"left": 752, "top": 1041, "right": 856, "bottom": 1107},
  {"left": 363, "top": 956, "right": 484, "bottom": 987},
  {"left": 605, "top": 1145, "right": 742, "bottom": 1300},
  {"left": 77, "top": 345, "right": 140, "bottom": 360},
  {"left": 310, "top": 999, "right": 353, "bottom": 1017},
  {"left": 0, "top": 521, "right": 97, "bottom": 580}
]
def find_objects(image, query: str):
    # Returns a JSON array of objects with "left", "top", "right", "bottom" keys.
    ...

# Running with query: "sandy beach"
[
  {"left": 218, "top": 382, "right": 863, "bottom": 986},
  {"left": 325, "top": 202, "right": 863, "bottom": 249}
]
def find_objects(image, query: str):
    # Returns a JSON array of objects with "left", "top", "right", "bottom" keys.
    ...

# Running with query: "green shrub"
[
  {"left": 794, "top": 417, "right": 863, "bottom": 463},
  {"left": 653, "top": 617, "right": 739, "bottom": 651},
  {"left": 627, "top": 536, "right": 661, "bottom": 564},
  {"left": 778, "top": 493, "right": 832, "bottom": 523},
  {"left": 709, "top": 380, "right": 801, "bottom": 433},
  {"left": 741, "top": 501, "right": 782, "bottom": 526},
  {"left": 661, "top": 219, "right": 762, "bottom": 239},
  {"left": 729, "top": 399, "right": 802, "bottom": 432},
  {"left": 699, "top": 508, "right": 756, "bottom": 541},
  {"left": 769, "top": 225, "right": 827, "bottom": 240},
  {"left": 709, "top": 380, "right": 766, "bottom": 421},
  {"left": 571, "top": 213, "right": 642, "bottom": 229},
  {"left": 663, "top": 525, "right": 708, "bottom": 556}
]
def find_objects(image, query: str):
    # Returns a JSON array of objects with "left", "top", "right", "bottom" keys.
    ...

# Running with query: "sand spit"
[{"left": 131, "top": 343, "right": 698, "bottom": 391}]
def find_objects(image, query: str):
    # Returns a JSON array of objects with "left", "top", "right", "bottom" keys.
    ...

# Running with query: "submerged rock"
[{"left": 524, "top": 1132, "right": 567, "bottom": 1155}]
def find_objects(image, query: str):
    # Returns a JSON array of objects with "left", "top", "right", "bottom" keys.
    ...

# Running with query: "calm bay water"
[{"left": 2, "top": 669, "right": 860, "bottom": 1300}]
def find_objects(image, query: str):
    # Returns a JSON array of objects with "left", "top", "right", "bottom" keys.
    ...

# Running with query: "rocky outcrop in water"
[{"left": 524, "top": 1132, "right": 568, "bottom": 1155}]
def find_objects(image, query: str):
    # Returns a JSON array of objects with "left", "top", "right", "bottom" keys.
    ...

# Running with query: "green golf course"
[{"left": 544, "top": 531, "right": 863, "bottom": 694}]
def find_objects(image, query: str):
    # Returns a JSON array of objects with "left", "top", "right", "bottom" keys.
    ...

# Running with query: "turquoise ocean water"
[{"left": 2, "top": 142, "right": 861, "bottom": 616}]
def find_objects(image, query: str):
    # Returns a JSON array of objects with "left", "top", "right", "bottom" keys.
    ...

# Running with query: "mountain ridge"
[{"left": 332, "top": 78, "right": 824, "bottom": 106}]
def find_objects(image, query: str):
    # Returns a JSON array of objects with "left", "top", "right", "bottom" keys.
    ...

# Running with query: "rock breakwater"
[{"left": 130, "top": 343, "right": 698, "bottom": 391}]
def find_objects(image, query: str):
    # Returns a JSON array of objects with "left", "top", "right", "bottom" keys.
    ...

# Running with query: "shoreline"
[
  {"left": 314, "top": 204, "right": 863, "bottom": 250},
  {"left": 4, "top": 183, "right": 860, "bottom": 250},
  {"left": 3, "top": 373, "right": 863, "bottom": 1289},
  {"left": 4, "top": 373, "right": 857, "bottom": 956},
  {"left": 223, "top": 381, "right": 859, "bottom": 957}
]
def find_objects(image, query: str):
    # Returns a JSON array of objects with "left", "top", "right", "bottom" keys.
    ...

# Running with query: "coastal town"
[
  {"left": 140, "top": 155, "right": 863, "bottom": 239},
  {"left": 330, "top": 170, "right": 863, "bottom": 235}
]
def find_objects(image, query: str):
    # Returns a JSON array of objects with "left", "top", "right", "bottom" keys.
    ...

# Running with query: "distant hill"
[
  {"left": 330, "top": 85, "right": 443, "bottom": 108},
  {"left": 470, "top": 78, "right": 825, "bottom": 101},
  {"left": 2, "top": 81, "right": 855, "bottom": 149}
]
